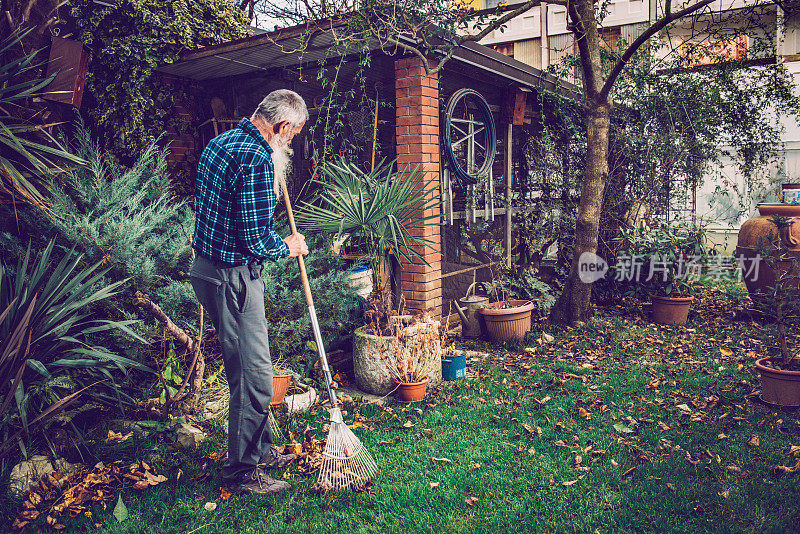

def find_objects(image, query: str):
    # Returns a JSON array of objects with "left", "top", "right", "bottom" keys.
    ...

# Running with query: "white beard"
[{"left": 271, "top": 134, "right": 293, "bottom": 200}]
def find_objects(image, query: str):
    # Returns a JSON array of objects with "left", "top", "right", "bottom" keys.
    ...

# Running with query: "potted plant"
[
  {"left": 752, "top": 216, "right": 800, "bottom": 406},
  {"left": 378, "top": 314, "right": 442, "bottom": 402},
  {"left": 295, "top": 159, "right": 442, "bottom": 395},
  {"left": 616, "top": 222, "right": 710, "bottom": 325},
  {"left": 476, "top": 270, "right": 535, "bottom": 342},
  {"left": 271, "top": 355, "right": 293, "bottom": 406}
]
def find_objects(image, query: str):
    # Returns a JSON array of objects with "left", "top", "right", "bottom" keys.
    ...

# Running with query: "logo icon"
[{"left": 578, "top": 252, "right": 608, "bottom": 284}]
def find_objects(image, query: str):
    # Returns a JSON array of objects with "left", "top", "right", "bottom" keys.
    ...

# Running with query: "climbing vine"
[{"left": 69, "top": 0, "right": 248, "bottom": 165}]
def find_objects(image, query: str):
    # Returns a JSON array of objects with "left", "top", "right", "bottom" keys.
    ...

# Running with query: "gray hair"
[{"left": 251, "top": 89, "right": 308, "bottom": 128}]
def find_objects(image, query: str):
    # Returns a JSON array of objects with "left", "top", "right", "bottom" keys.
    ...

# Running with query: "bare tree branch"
[
  {"left": 133, "top": 291, "right": 197, "bottom": 352},
  {"left": 600, "top": 0, "right": 717, "bottom": 99}
]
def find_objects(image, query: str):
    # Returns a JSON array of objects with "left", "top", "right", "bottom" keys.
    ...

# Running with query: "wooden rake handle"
[{"left": 280, "top": 183, "right": 338, "bottom": 407}]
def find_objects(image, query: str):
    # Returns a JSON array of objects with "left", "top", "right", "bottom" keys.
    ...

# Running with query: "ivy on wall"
[{"left": 69, "top": 0, "right": 248, "bottom": 165}]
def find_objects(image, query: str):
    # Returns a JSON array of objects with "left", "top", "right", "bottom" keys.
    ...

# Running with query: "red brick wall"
[
  {"left": 159, "top": 74, "right": 196, "bottom": 167},
  {"left": 395, "top": 57, "right": 442, "bottom": 318}
]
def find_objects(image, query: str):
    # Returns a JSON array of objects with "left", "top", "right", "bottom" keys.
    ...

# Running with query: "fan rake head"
[{"left": 316, "top": 407, "right": 378, "bottom": 491}]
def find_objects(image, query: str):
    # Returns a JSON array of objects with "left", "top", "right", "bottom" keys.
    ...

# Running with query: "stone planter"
[
  {"left": 352, "top": 325, "right": 441, "bottom": 396},
  {"left": 736, "top": 203, "right": 800, "bottom": 305}
]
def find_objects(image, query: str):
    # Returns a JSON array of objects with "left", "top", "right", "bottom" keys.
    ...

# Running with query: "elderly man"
[{"left": 190, "top": 89, "right": 309, "bottom": 494}]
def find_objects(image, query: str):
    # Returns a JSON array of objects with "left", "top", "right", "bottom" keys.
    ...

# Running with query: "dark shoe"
[
  {"left": 224, "top": 469, "right": 291, "bottom": 494},
  {"left": 258, "top": 446, "right": 298, "bottom": 469}
]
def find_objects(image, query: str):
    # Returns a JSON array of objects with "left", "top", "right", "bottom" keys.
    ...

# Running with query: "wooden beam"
[
  {"left": 504, "top": 123, "right": 513, "bottom": 268},
  {"left": 503, "top": 87, "right": 527, "bottom": 126}
]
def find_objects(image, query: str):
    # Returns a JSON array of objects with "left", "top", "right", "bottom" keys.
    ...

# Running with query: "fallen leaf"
[
  {"left": 718, "top": 489, "right": 730, "bottom": 499},
  {"left": 720, "top": 347, "right": 733, "bottom": 357},
  {"left": 429, "top": 482, "right": 440, "bottom": 489},
  {"left": 788, "top": 445, "right": 800, "bottom": 456},
  {"left": 676, "top": 404, "right": 692, "bottom": 413},
  {"left": 774, "top": 459, "right": 800, "bottom": 475},
  {"left": 621, "top": 466, "right": 636, "bottom": 479},
  {"left": 431, "top": 457, "right": 452, "bottom": 464},
  {"left": 219, "top": 487, "right": 231, "bottom": 501},
  {"left": 470, "top": 462, "right": 481, "bottom": 470},
  {"left": 145, "top": 472, "right": 167, "bottom": 486},
  {"left": 657, "top": 421, "right": 671, "bottom": 432},
  {"left": 204, "top": 502, "right": 217, "bottom": 511},
  {"left": 577, "top": 407, "right": 592, "bottom": 419},
  {"left": 718, "top": 433, "right": 729, "bottom": 440},
  {"left": 464, "top": 496, "right": 478, "bottom": 506},
  {"left": 113, "top": 495, "right": 128, "bottom": 523},
  {"left": 613, "top": 423, "right": 633, "bottom": 434},
  {"left": 748, "top": 435, "right": 760, "bottom": 447},
  {"left": 402, "top": 421, "right": 414, "bottom": 428},
  {"left": 666, "top": 482, "right": 675, "bottom": 492},
  {"left": 106, "top": 430, "right": 134, "bottom": 443}
]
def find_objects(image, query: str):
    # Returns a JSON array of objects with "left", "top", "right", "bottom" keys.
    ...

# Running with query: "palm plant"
[
  {"left": 294, "top": 159, "right": 441, "bottom": 319},
  {"left": 0, "top": 240, "right": 151, "bottom": 460},
  {"left": 0, "top": 29, "right": 86, "bottom": 208}
]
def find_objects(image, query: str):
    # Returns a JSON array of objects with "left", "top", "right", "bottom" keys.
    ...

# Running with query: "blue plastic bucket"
[{"left": 442, "top": 353, "right": 466, "bottom": 380}]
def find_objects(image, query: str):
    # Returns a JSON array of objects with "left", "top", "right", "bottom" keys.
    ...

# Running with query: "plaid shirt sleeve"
[{"left": 234, "top": 163, "right": 290, "bottom": 261}]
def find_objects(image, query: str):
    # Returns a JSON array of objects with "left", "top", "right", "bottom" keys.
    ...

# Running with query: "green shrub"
[
  {"left": 0, "top": 241, "right": 151, "bottom": 463},
  {"left": 496, "top": 268, "right": 556, "bottom": 312},
  {"left": 1, "top": 124, "right": 197, "bottom": 357},
  {"left": 262, "top": 227, "right": 364, "bottom": 376}
]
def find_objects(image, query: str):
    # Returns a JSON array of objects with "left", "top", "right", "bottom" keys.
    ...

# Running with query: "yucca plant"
[
  {"left": 0, "top": 240, "right": 151, "bottom": 460},
  {"left": 294, "top": 159, "right": 441, "bottom": 320},
  {"left": 0, "top": 28, "right": 87, "bottom": 208}
]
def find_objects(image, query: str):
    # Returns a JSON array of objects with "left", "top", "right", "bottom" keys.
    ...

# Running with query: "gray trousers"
[{"left": 190, "top": 255, "right": 273, "bottom": 479}]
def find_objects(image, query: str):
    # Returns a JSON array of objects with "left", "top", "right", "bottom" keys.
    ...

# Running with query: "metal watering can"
[{"left": 454, "top": 282, "right": 489, "bottom": 339}]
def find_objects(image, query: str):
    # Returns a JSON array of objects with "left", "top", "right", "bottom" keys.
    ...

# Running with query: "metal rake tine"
[{"left": 269, "top": 406, "right": 284, "bottom": 443}]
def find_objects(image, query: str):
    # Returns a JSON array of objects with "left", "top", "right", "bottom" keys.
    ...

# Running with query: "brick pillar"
[{"left": 395, "top": 56, "right": 442, "bottom": 318}]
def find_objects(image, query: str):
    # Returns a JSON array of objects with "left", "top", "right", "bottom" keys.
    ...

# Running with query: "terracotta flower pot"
[
  {"left": 755, "top": 357, "right": 800, "bottom": 407},
  {"left": 650, "top": 294, "right": 693, "bottom": 325},
  {"left": 271, "top": 373, "right": 292, "bottom": 405},
  {"left": 736, "top": 204, "right": 800, "bottom": 306},
  {"left": 394, "top": 378, "right": 428, "bottom": 402},
  {"left": 478, "top": 300, "right": 534, "bottom": 342}
]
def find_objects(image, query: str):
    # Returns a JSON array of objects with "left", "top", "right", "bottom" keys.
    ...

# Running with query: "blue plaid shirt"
[{"left": 193, "top": 118, "right": 290, "bottom": 264}]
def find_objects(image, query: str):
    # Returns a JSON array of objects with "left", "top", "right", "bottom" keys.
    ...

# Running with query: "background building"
[{"left": 475, "top": 0, "right": 800, "bottom": 251}]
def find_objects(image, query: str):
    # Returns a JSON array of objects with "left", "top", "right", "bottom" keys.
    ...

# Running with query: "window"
[
  {"left": 485, "top": 0, "right": 528, "bottom": 9},
  {"left": 679, "top": 35, "right": 748, "bottom": 67},
  {"left": 493, "top": 42, "right": 515, "bottom": 57}
]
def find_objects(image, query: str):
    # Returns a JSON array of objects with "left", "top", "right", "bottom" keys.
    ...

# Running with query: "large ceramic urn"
[{"left": 736, "top": 203, "right": 800, "bottom": 301}]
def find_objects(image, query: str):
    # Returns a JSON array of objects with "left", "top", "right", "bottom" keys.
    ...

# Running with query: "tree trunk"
[{"left": 550, "top": 96, "right": 611, "bottom": 324}]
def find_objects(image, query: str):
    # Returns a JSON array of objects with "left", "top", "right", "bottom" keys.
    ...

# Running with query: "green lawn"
[{"left": 5, "top": 283, "right": 800, "bottom": 533}]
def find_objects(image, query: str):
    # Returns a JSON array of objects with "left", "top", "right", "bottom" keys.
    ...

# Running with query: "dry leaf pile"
[{"left": 12, "top": 460, "right": 168, "bottom": 531}]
